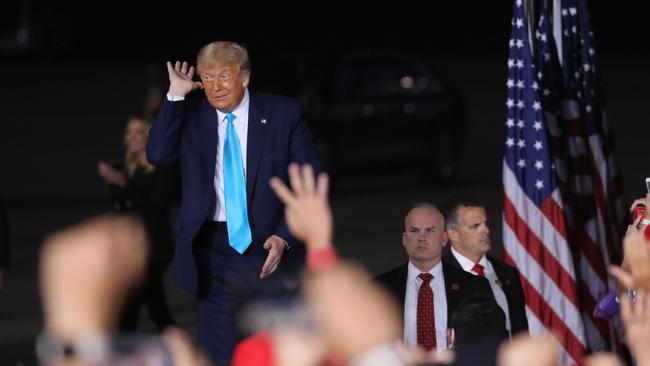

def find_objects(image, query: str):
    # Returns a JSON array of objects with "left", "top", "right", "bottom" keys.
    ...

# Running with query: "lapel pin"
[
  {"left": 496, "top": 279, "right": 510, "bottom": 287},
  {"left": 261, "top": 118, "right": 267, "bottom": 124},
  {"left": 451, "top": 283, "right": 460, "bottom": 291}
]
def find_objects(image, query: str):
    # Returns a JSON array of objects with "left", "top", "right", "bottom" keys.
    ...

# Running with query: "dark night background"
[{"left": 0, "top": 1, "right": 648, "bottom": 364}]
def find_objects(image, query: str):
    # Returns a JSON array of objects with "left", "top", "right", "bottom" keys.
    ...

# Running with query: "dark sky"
[
  {"left": 2, "top": 1, "right": 646, "bottom": 99},
  {"left": 3, "top": 1, "right": 645, "bottom": 65},
  {"left": 1, "top": 4, "right": 648, "bottom": 365},
  {"left": 0, "top": 0, "right": 647, "bottom": 200}
]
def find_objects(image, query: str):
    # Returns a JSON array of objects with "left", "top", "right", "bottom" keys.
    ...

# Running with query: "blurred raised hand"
[
  {"left": 620, "top": 290, "right": 650, "bottom": 366},
  {"left": 497, "top": 334, "right": 558, "bottom": 366},
  {"left": 270, "top": 163, "right": 332, "bottom": 251},
  {"left": 610, "top": 230, "right": 650, "bottom": 293},
  {"left": 40, "top": 214, "right": 148, "bottom": 341},
  {"left": 304, "top": 262, "right": 402, "bottom": 361}
]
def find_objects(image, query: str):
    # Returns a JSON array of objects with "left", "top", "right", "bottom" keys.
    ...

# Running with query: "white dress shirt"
[
  {"left": 404, "top": 261, "right": 448, "bottom": 350},
  {"left": 450, "top": 246, "right": 512, "bottom": 334},
  {"left": 165, "top": 90, "right": 250, "bottom": 222}
]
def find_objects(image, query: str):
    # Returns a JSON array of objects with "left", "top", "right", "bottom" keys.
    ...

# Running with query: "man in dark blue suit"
[{"left": 147, "top": 41, "right": 319, "bottom": 365}]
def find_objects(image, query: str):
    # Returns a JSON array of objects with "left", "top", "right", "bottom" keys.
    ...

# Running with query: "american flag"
[
  {"left": 504, "top": 0, "right": 625, "bottom": 362},
  {"left": 502, "top": 0, "right": 588, "bottom": 364},
  {"left": 538, "top": 0, "right": 625, "bottom": 352}
]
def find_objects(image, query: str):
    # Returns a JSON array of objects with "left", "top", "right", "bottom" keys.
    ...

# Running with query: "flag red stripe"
[
  {"left": 504, "top": 252, "right": 586, "bottom": 364},
  {"left": 503, "top": 194, "right": 580, "bottom": 308},
  {"left": 539, "top": 194, "right": 569, "bottom": 241}
]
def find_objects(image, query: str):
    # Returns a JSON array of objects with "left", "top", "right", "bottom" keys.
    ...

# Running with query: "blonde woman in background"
[{"left": 98, "top": 115, "right": 180, "bottom": 332}]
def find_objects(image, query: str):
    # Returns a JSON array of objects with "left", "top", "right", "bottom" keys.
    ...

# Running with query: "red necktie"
[
  {"left": 472, "top": 263, "right": 485, "bottom": 277},
  {"left": 417, "top": 273, "right": 436, "bottom": 351}
]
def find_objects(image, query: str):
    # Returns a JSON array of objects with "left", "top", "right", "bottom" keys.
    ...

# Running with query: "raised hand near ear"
[{"left": 166, "top": 61, "right": 204, "bottom": 97}]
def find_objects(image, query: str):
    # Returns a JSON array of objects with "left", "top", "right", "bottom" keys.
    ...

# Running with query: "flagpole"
[
  {"left": 552, "top": 0, "right": 562, "bottom": 64},
  {"left": 524, "top": 0, "right": 537, "bottom": 56}
]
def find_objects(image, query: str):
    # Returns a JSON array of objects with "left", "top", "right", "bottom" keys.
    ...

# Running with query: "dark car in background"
[{"left": 301, "top": 50, "right": 467, "bottom": 186}]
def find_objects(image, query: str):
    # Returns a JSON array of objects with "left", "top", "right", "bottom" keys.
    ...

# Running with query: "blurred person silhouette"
[
  {"left": 375, "top": 203, "right": 492, "bottom": 352},
  {"left": 576, "top": 197, "right": 650, "bottom": 366},
  {"left": 146, "top": 41, "right": 319, "bottom": 364},
  {"left": 608, "top": 219, "right": 650, "bottom": 366},
  {"left": 583, "top": 352, "right": 624, "bottom": 366},
  {"left": 595, "top": 194, "right": 650, "bottom": 321},
  {"left": 233, "top": 164, "right": 457, "bottom": 366},
  {"left": 441, "top": 199, "right": 528, "bottom": 336},
  {"left": 98, "top": 115, "right": 179, "bottom": 332},
  {"left": 497, "top": 334, "right": 559, "bottom": 366},
  {"left": 0, "top": 197, "right": 9, "bottom": 290},
  {"left": 618, "top": 285, "right": 650, "bottom": 366},
  {"left": 143, "top": 63, "right": 166, "bottom": 118},
  {"left": 37, "top": 214, "right": 211, "bottom": 366},
  {"left": 232, "top": 163, "right": 335, "bottom": 366},
  {"left": 230, "top": 264, "right": 326, "bottom": 366},
  {"left": 610, "top": 194, "right": 650, "bottom": 294},
  {"left": 446, "top": 295, "right": 507, "bottom": 366},
  {"left": 563, "top": 196, "right": 650, "bottom": 366},
  {"left": 263, "top": 164, "right": 424, "bottom": 365}
]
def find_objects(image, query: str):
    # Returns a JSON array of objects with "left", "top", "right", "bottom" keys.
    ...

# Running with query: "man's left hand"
[{"left": 260, "top": 235, "right": 286, "bottom": 279}]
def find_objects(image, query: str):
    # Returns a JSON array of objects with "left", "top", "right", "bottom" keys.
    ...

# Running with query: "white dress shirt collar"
[
  {"left": 407, "top": 260, "right": 443, "bottom": 285},
  {"left": 450, "top": 246, "right": 488, "bottom": 274},
  {"left": 216, "top": 88, "right": 250, "bottom": 126}
]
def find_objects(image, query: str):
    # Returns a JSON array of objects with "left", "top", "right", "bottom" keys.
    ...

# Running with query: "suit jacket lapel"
[
  {"left": 488, "top": 256, "right": 511, "bottom": 290},
  {"left": 397, "top": 264, "right": 408, "bottom": 305},
  {"left": 443, "top": 263, "right": 462, "bottom": 320},
  {"left": 246, "top": 93, "right": 268, "bottom": 204},
  {"left": 200, "top": 98, "right": 219, "bottom": 183},
  {"left": 442, "top": 246, "right": 463, "bottom": 270}
]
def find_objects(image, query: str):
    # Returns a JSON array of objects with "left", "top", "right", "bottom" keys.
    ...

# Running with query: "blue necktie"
[{"left": 223, "top": 112, "right": 252, "bottom": 254}]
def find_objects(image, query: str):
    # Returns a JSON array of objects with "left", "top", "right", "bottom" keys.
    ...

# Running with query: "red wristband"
[{"left": 307, "top": 246, "right": 338, "bottom": 269}]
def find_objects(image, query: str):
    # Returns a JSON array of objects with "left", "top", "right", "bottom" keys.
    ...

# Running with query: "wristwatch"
[{"left": 36, "top": 331, "right": 109, "bottom": 365}]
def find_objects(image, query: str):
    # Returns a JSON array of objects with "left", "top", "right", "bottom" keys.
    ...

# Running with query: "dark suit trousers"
[{"left": 194, "top": 222, "right": 265, "bottom": 366}]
